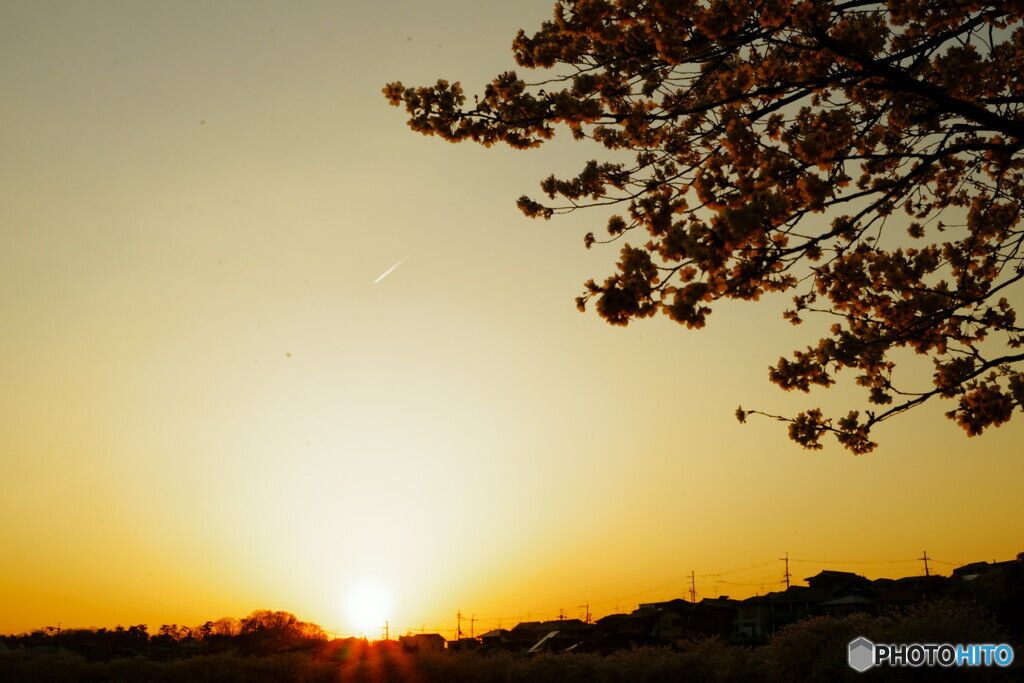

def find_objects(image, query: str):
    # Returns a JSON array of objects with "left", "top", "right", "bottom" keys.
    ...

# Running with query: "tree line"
[{"left": 2, "top": 609, "right": 327, "bottom": 660}]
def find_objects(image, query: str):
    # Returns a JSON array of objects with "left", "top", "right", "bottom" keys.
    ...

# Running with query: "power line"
[
  {"left": 697, "top": 560, "right": 779, "bottom": 577},
  {"left": 372, "top": 553, "right": 974, "bottom": 634},
  {"left": 716, "top": 579, "right": 780, "bottom": 587},
  {"left": 789, "top": 557, "right": 920, "bottom": 565},
  {"left": 928, "top": 557, "right": 965, "bottom": 566}
]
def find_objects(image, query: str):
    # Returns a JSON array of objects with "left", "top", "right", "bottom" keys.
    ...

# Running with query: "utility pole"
[
  {"left": 781, "top": 553, "right": 792, "bottom": 589},
  {"left": 689, "top": 570, "right": 697, "bottom": 603},
  {"left": 382, "top": 620, "right": 389, "bottom": 641},
  {"left": 921, "top": 550, "right": 931, "bottom": 577},
  {"left": 579, "top": 602, "right": 591, "bottom": 624},
  {"left": 456, "top": 611, "right": 463, "bottom": 640},
  {"left": 470, "top": 615, "right": 476, "bottom": 639},
  {"left": 558, "top": 608, "right": 566, "bottom": 621}
]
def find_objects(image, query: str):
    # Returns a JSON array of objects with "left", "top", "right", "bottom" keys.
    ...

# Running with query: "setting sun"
[{"left": 345, "top": 579, "right": 392, "bottom": 637}]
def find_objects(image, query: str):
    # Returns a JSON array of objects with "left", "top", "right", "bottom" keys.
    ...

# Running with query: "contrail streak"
[{"left": 373, "top": 255, "right": 410, "bottom": 284}]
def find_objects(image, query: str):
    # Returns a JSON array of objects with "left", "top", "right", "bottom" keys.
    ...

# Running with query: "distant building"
[
  {"left": 446, "top": 637, "right": 481, "bottom": 652},
  {"left": 485, "top": 552, "right": 1024, "bottom": 652},
  {"left": 872, "top": 575, "right": 945, "bottom": 609},
  {"left": 477, "top": 628, "right": 510, "bottom": 646},
  {"left": 688, "top": 597, "right": 742, "bottom": 639},
  {"left": 593, "top": 611, "right": 660, "bottom": 648},
  {"left": 804, "top": 570, "right": 879, "bottom": 617},
  {"left": 736, "top": 585, "right": 825, "bottom": 640},
  {"left": 650, "top": 599, "right": 692, "bottom": 641},
  {"left": 952, "top": 557, "right": 1019, "bottom": 582},
  {"left": 805, "top": 570, "right": 874, "bottom": 597},
  {"left": 398, "top": 633, "right": 445, "bottom": 652}
]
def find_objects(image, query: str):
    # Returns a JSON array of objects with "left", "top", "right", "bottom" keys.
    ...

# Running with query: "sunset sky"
[{"left": 2, "top": 0, "right": 1022, "bottom": 639}]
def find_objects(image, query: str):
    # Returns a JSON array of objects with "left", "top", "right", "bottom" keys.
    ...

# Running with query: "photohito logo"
[{"left": 848, "top": 637, "right": 1015, "bottom": 671}]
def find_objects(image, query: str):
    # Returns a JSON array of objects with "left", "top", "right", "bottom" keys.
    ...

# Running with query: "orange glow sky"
[{"left": 2, "top": 0, "right": 1022, "bottom": 638}]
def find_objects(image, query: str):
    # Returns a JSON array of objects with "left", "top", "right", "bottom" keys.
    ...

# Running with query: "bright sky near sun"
[{"left": 2, "top": 1, "right": 1022, "bottom": 639}]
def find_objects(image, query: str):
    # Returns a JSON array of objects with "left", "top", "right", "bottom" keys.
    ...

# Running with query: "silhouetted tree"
[
  {"left": 125, "top": 624, "right": 149, "bottom": 646},
  {"left": 238, "top": 610, "right": 327, "bottom": 655},
  {"left": 196, "top": 620, "right": 214, "bottom": 641},
  {"left": 209, "top": 617, "right": 241, "bottom": 638},
  {"left": 386, "top": 0, "right": 1024, "bottom": 453}
]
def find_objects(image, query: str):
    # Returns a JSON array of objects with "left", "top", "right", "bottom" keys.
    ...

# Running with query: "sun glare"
[{"left": 345, "top": 578, "right": 392, "bottom": 637}]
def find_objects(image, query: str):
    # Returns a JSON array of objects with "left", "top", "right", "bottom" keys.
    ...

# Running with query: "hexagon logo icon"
[{"left": 848, "top": 637, "right": 875, "bottom": 672}]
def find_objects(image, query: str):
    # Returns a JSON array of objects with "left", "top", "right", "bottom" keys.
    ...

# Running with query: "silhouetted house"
[
  {"left": 521, "top": 619, "right": 596, "bottom": 654},
  {"left": 477, "top": 628, "right": 510, "bottom": 646},
  {"left": 549, "top": 618, "right": 595, "bottom": 640},
  {"left": 769, "top": 585, "right": 824, "bottom": 623},
  {"left": 736, "top": 586, "right": 824, "bottom": 640},
  {"left": 688, "top": 597, "right": 742, "bottom": 639},
  {"left": 950, "top": 553, "right": 1024, "bottom": 639},
  {"left": 652, "top": 599, "right": 693, "bottom": 641},
  {"left": 594, "top": 611, "right": 658, "bottom": 643},
  {"left": 735, "top": 596, "right": 770, "bottom": 641},
  {"left": 584, "top": 610, "right": 660, "bottom": 652},
  {"left": 505, "top": 618, "right": 596, "bottom": 654},
  {"left": 596, "top": 611, "right": 655, "bottom": 636},
  {"left": 551, "top": 618, "right": 591, "bottom": 631},
  {"left": 953, "top": 562, "right": 991, "bottom": 582},
  {"left": 508, "top": 621, "right": 549, "bottom": 644},
  {"left": 805, "top": 570, "right": 873, "bottom": 596},
  {"left": 398, "top": 633, "right": 445, "bottom": 652},
  {"left": 596, "top": 597, "right": 740, "bottom": 643},
  {"left": 474, "top": 628, "right": 516, "bottom": 654},
  {"left": 819, "top": 594, "right": 875, "bottom": 617},
  {"left": 447, "top": 637, "right": 481, "bottom": 652},
  {"left": 952, "top": 557, "right": 1019, "bottom": 582},
  {"left": 873, "top": 575, "right": 946, "bottom": 609},
  {"left": 801, "top": 570, "right": 878, "bottom": 617},
  {"left": 485, "top": 623, "right": 547, "bottom": 654},
  {"left": 634, "top": 599, "right": 680, "bottom": 616},
  {"left": 634, "top": 600, "right": 690, "bottom": 638},
  {"left": 527, "top": 630, "right": 562, "bottom": 654}
]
